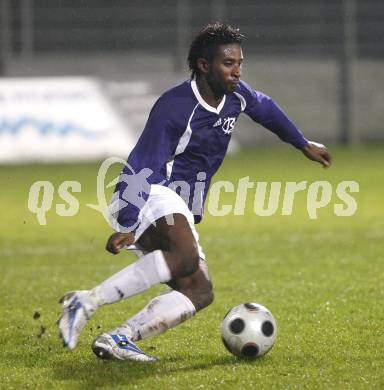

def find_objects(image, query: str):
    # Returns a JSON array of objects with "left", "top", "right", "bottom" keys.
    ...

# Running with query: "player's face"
[{"left": 207, "top": 43, "right": 243, "bottom": 95}]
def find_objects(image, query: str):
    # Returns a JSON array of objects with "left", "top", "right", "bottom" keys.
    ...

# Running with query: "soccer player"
[{"left": 58, "top": 22, "right": 331, "bottom": 361}]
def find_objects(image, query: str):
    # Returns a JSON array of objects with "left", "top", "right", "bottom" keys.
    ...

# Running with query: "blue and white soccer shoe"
[
  {"left": 92, "top": 333, "right": 158, "bottom": 362},
  {"left": 58, "top": 290, "right": 97, "bottom": 349}
]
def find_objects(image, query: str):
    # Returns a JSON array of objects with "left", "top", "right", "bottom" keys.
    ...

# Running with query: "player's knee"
[
  {"left": 200, "top": 288, "right": 214, "bottom": 309},
  {"left": 181, "top": 254, "right": 200, "bottom": 277},
  {"left": 194, "top": 286, "right": 214, "bottom": 311},
  {"left": 173, "top": 247, "right": 200, "bottom": 278}
]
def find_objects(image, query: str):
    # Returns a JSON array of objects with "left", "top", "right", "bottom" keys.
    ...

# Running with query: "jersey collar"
[{"left": 191, "top": 77, "right": 226, "bottom": 115}]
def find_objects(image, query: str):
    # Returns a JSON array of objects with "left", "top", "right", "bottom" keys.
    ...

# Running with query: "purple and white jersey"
[{"left": 115, "top": 78, "right": 308, "bottom": 231}]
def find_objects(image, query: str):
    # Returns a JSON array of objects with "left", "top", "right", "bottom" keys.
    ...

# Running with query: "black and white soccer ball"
[{"left": 221, "top": 303, "right": 277, "bottom": 359}]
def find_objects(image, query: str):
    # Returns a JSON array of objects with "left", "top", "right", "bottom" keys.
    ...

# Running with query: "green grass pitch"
[{"left": 1, "top": 146, "right": 383, "bottom": 389}]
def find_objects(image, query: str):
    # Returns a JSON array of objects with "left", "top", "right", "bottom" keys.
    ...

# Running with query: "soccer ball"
[{"left": 221, "top": 303, "right": 277, "bottom": 359}]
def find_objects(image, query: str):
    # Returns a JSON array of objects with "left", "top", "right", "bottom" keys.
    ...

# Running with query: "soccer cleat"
[
  {"left": 92, "top": 333, "right": 158, "bottom": 362},
  {"left": 58, "top": 290, "right": 97, "bottom": 349}
]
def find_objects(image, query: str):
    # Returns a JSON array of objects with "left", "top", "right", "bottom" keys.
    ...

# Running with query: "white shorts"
[{"left": 127, "top": 185, "right": 205, "bottom": 260}]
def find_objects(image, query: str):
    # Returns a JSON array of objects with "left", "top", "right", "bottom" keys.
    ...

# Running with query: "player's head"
[{"left": 188, "top": 22, "right": 245, "bottom": 94}]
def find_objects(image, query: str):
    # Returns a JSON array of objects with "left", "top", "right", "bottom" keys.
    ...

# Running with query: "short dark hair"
[{"left": 187, "top": 22, "right": 244, "bottom": 77}]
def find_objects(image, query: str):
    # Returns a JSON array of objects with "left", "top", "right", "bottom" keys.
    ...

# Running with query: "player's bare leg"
[
  {"left": 58, "top": 213, "right": 211, "bottom": 358},
  {"left": 92, "top": 214, "right": 213, "bottom": 360},
  {"left": 58, "top": 236, "right": 172, "bottom": 353},
  {"left": 58, "top": 217, "right": 175, "bottom": 352}
]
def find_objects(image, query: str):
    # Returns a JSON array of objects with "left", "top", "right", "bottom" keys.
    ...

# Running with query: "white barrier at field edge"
[{"left": 0, "top": 77, "right": 136, "bottom": 163}]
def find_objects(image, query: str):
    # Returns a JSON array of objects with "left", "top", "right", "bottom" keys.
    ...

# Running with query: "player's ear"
[{"left": 196, "top": 58, "right": 210, "bottom": 75}]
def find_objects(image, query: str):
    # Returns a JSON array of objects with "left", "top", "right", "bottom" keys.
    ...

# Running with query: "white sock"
[
  {"left": 91, "top": 250, "right": 171, "bottom": 305},
  {"left": 112, "top": 290, "right": 196, "bottom": 341}
]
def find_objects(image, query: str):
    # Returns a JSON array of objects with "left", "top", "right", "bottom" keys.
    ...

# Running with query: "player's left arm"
[
  {"left": 301, "top": 141, "right": 331, "bottom": 168},
  {"left": 239, "top": 81, "right": 332, "bottom": 168}
]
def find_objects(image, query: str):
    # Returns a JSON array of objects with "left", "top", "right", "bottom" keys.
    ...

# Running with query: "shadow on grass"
[
  {"left": 6, "top": 334, "right": 271, "bottom": 388},
  {"left": 51, "top": 353, "right": 251, "bottom": 387}
]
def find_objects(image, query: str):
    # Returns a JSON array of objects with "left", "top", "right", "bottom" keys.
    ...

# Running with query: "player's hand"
[
  {"left": 302, "top": 141, "right": 332, "bottom": 168},
  {"left": 106, "top": 232, "right": 135, "bottom": 254}
]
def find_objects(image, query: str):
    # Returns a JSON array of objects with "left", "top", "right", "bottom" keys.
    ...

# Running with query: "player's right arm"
[
  {"left": 112, "top": 95, "right": 183, "bottom": 235},
  {"left": 105, "top": 231, "right": 135, "bottom": 254}
]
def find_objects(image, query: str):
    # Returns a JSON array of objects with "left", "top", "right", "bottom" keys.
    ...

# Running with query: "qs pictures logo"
[{"left": 26, "top": 157, "right": 360, "bottom": 226}]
